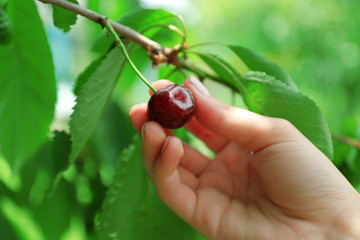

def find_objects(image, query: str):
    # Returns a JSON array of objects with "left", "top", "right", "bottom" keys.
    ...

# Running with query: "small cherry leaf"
[
  {"left": 229, "top": 45, "right": 297, "bottom": 90},
  {"left": 69, "top": 47, "right": 125, "bottom": 163},
  {"left": 52, "top": 0, "right": 79, "bottom": 33},
  {"left": 194, "top": 52, "right": 247, "bottom": 96}
]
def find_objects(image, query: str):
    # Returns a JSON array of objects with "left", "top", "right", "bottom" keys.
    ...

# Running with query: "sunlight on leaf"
[
  {"left": 196, "top": 51, "right": 333, "bottom": 159},
  {"left": 241, "top": 72, "right": 333, "bottom": 159},
  {"left": 0, "top": 197, "right": 46, "bottom": 240},
  {"left": 0, "top": 0, "right": 56, "bottom": 169},
  {"left": 52, "top": 0, "right": 79, "bottom": 33},
  {"left": 229, "top": 45, "right": 297, "bottom": 90},
  {"left": 0, "top": 154, "right": 21, "bottom": 191},
  {"left": 69, "top": 47, "right": 125, "bottom": 163},
  {"left": 60, "top": 216, "right": 87, "bottom": 240}
]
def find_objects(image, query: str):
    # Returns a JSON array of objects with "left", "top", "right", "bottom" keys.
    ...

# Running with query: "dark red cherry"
[{"left": 148, "top": 84, "right": 195, "bottom": 129}]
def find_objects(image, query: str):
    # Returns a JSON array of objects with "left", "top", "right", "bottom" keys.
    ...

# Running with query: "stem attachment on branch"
[
  {"left": 105, "top": 21, "right": 157, "bottom": 93},
  {"left": 37, "top": 0, "right": 180, "bottom": 66}
]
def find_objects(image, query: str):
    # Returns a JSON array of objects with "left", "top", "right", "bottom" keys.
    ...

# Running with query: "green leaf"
[
  {"left": 0, "top": 0, "right": 56, "bottom": 168},
  {"left": 52, "top": 131, "right": 71, "bottom": 172},
  {"left": 0, "top": 7, "right": 12, "bottom": 45},
  {"left": 100, "top": 136, "right": 202, "bottom": 240},
  {"left": 116, "top": 8, "right": 178, "bottom": 32},
  {"left": 0, "top": 197, "right": 46, "bottom": 240},
  {"left": 241, "top": 72, "right": 333, "bottom": 159},
  {"left": 195, "top": 52, "right": 265, "bottom": 112},
  {"left": 333, "top": 115, "right": 360, "bottom": 166},
  {"left": 0, "top": 208, "right": 18, "bottom": 240},
  {"left": 90, "top": 101, "right": 135, "bottom": 165},
  {"left": 52, "top": 0, "right": 79, "bottom": 33},
  {"left": 197, "top": 52, "right": 333, "bottom": 159},
  {"left": 73, "top": 53, "right": 107, "bottom": 95},
  {"left": 92, "top": 8, "right": 178, "bottom": 53},
  {"left": 229, "top": 45, "right": 297, "bottom": 89},
  {"left": 69, "top": 47, "right": 125, "bottom": 163},
  {"left": 0, "top": 0, "right": 7, "bottom": 8},
  {"left": 195, "top": 52, "right": 244, "bottom": 92}
]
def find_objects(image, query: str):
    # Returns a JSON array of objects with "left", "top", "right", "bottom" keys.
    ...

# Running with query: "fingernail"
[
  {"left": 141, "top": 123, "right": 146, "bottom": 140},
  {"left": 161, "top": 136, "right": 171, "bottom": 153},
  {"left": 188, "top": 76, "right": 210, "bottom": 96}
]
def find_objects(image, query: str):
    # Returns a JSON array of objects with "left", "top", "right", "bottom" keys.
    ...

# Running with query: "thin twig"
[{"left": 333, "top": 134, "right": 360, "bottom": 149}]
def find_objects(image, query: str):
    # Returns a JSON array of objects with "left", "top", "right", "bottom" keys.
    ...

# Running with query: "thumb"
[{"left": 184, "top": 76, "right": 302, "bottom": 152}]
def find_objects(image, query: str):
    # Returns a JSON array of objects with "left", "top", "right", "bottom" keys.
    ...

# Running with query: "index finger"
[
  {"left": 149, "top": 79, "right": 230, "bottom": 152},
  {"left": 184, "top": 76, "right": 302, "bottom": 153}
]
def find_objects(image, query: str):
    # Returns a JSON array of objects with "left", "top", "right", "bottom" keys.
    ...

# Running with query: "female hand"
[{"left": 129, "top": 77, "right": 360, "bottom": 240}]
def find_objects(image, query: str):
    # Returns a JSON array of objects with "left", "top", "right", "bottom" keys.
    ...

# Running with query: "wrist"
[{"left": 326, "top": 193, "right": 360, "bottom": 239}]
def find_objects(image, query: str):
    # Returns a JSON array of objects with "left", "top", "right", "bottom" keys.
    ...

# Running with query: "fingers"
[
  {"left": 141, "top": 121, "right": 167, "bottom": 181},
  {"left": 147, "top": 79, "right": 231, "bottom": 153},
  {"left": 129, "top": 104, "right": 210, "bottom": 176},
  {"left": 186, "top": 116, "right": 229, "bottom": 153},
  {"left": 181, "top": 142, "right": 211, "bottom": 177},
  {"left": 129, "top": 103, "right": 150, "bottom": 133},
  {"left": 141, "top": 122, "right": 197, "bottom": 221},
  {"left": 130, "top": 102, "right": 211, "bottom": 174},
  {"left": 184, "top": 76, "right": 302, "bottom": 152},
  {"left": 152, "top": 134, "right": 198, "bottom": 221},
  {"left": 129, "top": 103, "right": 173, "bottom": 136},
  {"left": 149, "top": 79, "right": 174, "bottom": 95}
]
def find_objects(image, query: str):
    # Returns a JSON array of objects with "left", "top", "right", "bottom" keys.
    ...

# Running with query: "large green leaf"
[
  {"left": 195, "top": 52, "right": 244, "bottom": 92},
  {"left": 194, "top": 52, "right": 264, "bottom": 112},
  {"left": 69, "top": 47, "right": 125, "bottom": 163},
  {"left": 52, "top": 131, "right": 71, "bottom": 172},
  {"left": 73, "top": 53, "right": 107, "bottom": 95},
  {"left": 99, "top": 136, "right": 203, "bottom": 240},
  {"left": 52, "top": 0, "right": 79, "bottom": 33},
  {"left": 0, "top": 0, "right": 7, "bottom": 7},
  {"left": 117, "top": 8, "right": 178, "bottom": 31},
  {"left": 0, "top": 7, "right": 12, "bottom": 45},
  {"left": 92, "top": 8, "right": 178, "bottom": 53},
  {"left": 197, "top": 52, "right": 333, "bottom": 159},
  {"left": 0, "top": 0, "right": 56, "bottom": 168},
  {"left": 241, "top": 72, "right": 333, "bottom": 159},
  {"left": 229, "top": 45, "right": 297, "bottom": 89}
]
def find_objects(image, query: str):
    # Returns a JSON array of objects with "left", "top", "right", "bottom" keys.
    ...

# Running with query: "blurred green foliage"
[{"left": 0, "top": 0, "right": 359, "bottom": 239}]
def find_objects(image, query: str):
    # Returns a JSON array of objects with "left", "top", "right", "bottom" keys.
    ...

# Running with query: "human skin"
[{"left": 129, "top": 76, "right": 360, "bottom": 240}]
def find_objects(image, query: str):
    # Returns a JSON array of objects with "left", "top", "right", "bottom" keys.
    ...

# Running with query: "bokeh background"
[
  {"left": 1, "top": 0, "right": 359, "bottom": 239},
  {"left": 45, "top": 0, "right": 360, "bottom": 131},
  {"left": 47, "top": 0, "right": 360, "bottom": 181}
]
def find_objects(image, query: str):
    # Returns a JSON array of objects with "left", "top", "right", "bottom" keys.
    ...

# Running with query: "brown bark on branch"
[
  {"left": 333, "top": 134, "right": 360, "bottom": 150},
  {"left": 38, "top": 0, "right": 179, "bottom": 65}
]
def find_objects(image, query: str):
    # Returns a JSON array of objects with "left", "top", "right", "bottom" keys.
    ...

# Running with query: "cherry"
[{"left": 148, "top": 84, "right": 195, "bottom": 129}]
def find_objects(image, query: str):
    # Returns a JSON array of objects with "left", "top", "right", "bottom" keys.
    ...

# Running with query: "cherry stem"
[
  {"left": 175, "top": 14, "right": 187, "bottom": 48},
  {"left": 105, "top": 21, "right": 157, "bottom": 93}
]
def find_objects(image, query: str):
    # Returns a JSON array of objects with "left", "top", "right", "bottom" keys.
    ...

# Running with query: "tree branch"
[
  {"left": 333, "top": 134, "right": 360, "bottom": 150},
  {"left": 38, "top": 0, "right": 178, "bottom": 65}
]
